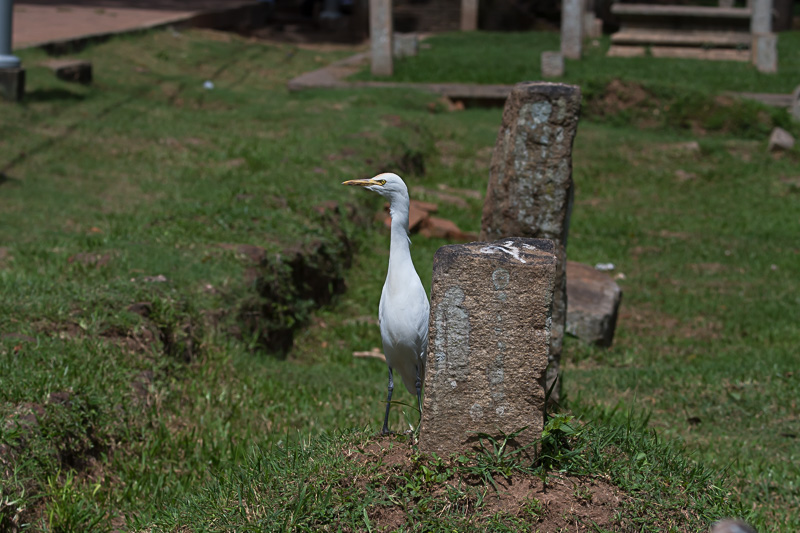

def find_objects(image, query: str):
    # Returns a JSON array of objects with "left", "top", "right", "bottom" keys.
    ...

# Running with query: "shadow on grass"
[{"left": 24, "top": 88, "right": 87, "bottom": 103}]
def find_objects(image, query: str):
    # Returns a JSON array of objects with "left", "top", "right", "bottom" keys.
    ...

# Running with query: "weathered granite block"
[
  {"left": 480, "top": 82, "right": 582, "bottom": 403},
  {"left": 541, "top": 51, "right": 564, "bottom": 78},
  {"left": 565, "top": 261, "right": 622, "bottom": 347},
  {"left": 419, "top": 237, "right": 556, "bottom": 459}
]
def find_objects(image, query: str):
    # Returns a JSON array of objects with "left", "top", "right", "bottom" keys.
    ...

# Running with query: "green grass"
[
  {"left": 147, "top": 413, "right": 749, "bottom": 531},
  {"left": 353, "top": 31, "right": 800, "bottom": 95},
  {"left": 1, "top": 26, "right": 799, "bottom": 531}
]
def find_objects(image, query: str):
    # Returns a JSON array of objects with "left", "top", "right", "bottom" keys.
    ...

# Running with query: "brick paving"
[{"left": 12, "top": 0, "right": 257, "bottom": 49}]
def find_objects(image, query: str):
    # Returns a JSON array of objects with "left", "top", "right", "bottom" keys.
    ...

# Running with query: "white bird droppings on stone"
[{"left": 479, "top": 242, "right": 526, "bottom": 263}]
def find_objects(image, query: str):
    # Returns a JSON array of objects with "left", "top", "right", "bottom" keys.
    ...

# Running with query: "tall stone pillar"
[
  {"left": 419, "top": 238, "right": 557, "bottom": 459},
  {"left": 560, "top": 0, "right": 584, "bottom": 60},
  {"left": 480, "top": 82, "right": 582, "bottom": 404},
  {"left": 369, "top": 0, "right": 393, "bottom": 76},
  {"left": 750, "top": 0, "right": 772, "bottom": 33},
  {"left": 460, "top": 0, "right": 478, "bottom": 31}
]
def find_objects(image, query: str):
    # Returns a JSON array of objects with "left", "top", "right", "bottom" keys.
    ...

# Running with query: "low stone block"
[
  {"left": 791, "top": 85, "right": 800, "bottom": 122},
  {"left": 0, "top": 68, "right": 25, "bottom": 101},
  {"left": 42, "top": 59, "right": 92, "bottom": 84},
  {"left": 420, "top": 237, "right": 556, "bottom": 459},
  {"left": 540, "top": 51, "right": 564, "bottom": 78},
  {"left": 768, "top": 127, "right": 795, "bottom": 152},
  {"left": 393, "top": 33, "right": 419, "bottom": 59},
  {"left": 565, "top": 261, "right": 622, "bottom": 347},
  {"left": 752, "top": 33, "right": 777, "bottom": 74}
]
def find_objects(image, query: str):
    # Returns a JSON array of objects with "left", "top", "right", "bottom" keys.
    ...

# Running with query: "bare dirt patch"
[
  {"left": 620, "top": 304, "right": 722, "bottom": 342},
  {"left": 348, "top": 436, "right": 626, "bottom": 531}
]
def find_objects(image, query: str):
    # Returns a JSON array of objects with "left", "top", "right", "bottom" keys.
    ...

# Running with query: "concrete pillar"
[
  {"left": 1, "top": 0, "right": 20, "bottom": 68},
  {"left": 560, "top": 0, "right": 584, "bottom": 60},
  {"left": 480, "top": 82, "right": 582, "bottom": 404},
  {"left": 419, "top": 237, "right": 556, "bottom": 459},
  {"left": 369, "top": 0, "right": 393, "bottom": 76},
  {"left": 460, "top": 0, "right": 478, "bottom": 31}
]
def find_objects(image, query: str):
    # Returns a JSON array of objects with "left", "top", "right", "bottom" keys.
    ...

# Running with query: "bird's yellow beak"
[{"left": 342, "top": 178, "right": 382, "bottom": 187}]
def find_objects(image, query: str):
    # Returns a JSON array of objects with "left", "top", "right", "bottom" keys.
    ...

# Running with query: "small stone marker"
[
  {"left": 419, "top": 237, "right": 557, "bottom": 459},
  {"left": 768, "top": 127, "right": 795, "bottom": 152},
  {"left": 369, "top": 0, "right": 393, "bottom": 76},
  {"left": 480, "top": 81, "right": 582, "bottom": 403},
  {"left": 540, "top": 51, "right": 564, "bottom": 78},
  {"left": 792, "top": 85, "right": 800, "bottom": 122},
  {"left": 752, "top": 33, "right": 777, "bottom": 73},
  {"left": 393, "top": 33, "right": 418, "bottom": 59},
  {"left": 565, "top": 261, "right": 622, "bottom": 347},
  {"left": 42, "top": 59, "right": 92, "bottom": 84},
  {"left": 560, "top": 0, "right": 584, "bottom": 60}
]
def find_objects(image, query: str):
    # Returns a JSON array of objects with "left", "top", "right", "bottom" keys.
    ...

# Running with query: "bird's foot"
[{"left": 380, "top": 427, "right": 393, "bottom": 436}]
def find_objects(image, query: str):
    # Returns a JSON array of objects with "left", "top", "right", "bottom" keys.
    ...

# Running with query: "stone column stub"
[
  {"left": 369, "top": 0, "right": 393, "bottom": 76},
  {"left": 419, "top": 237, "right": 557, "bottom": 460},
  {"left": 561, "top": 0, "right": 584, "bottom": 59},
  {"left": 479, "top": 81, "right": 582, "bottom": 404}
]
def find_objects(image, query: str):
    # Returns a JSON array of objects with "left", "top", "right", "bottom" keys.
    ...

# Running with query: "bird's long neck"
[{"left": 387, "top": 198, "right": 413, "bottom": 280}]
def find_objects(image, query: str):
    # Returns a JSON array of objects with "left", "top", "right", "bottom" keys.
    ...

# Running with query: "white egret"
[{"left": 342, "top": 173, "right": 430, "bottom": 435}]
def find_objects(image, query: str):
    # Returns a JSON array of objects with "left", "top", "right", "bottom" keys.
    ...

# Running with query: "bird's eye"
[{"left": 378, "top": 179, "right": 387, "bottom": 185}]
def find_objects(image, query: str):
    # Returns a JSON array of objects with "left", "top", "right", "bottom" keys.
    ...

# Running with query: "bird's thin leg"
[
  {"left": 414, "top": 364, "right": 423, "bottom": 424},
  {"left": 381, "top": 367, "right": 394, "bottom": 435}
]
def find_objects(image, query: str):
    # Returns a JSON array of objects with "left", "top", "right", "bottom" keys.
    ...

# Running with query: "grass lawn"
[
  {"left": 1, "top": 28, "right": 799, "bottom": 531},
  {"left": 352, "top": 31, "right": 800, "bottom": 95}
]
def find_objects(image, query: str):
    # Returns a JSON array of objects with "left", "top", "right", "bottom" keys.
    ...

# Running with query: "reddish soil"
[{"left": 347, "top": 436, "right": 627, "bottom": 531}]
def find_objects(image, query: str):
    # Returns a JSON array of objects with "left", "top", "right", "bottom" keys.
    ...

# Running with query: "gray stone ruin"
[
  {"left": 369, "top": 0, "right": 393, "bottom": 76},
  {"left": 419, "top": 238, "right": 557, "bottom": 459},
  {"left": 560, "top": 0, "right": 585, "bottom": 60},
  {"left": 480, "top": 81, "right": 582, "bottom": 404}
]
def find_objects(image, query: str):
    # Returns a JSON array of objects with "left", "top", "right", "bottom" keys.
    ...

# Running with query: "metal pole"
[{"left": 1, "top": 0, "right": 21, "bottom": 69}]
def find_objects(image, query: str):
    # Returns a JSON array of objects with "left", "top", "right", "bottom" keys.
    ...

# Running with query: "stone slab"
[
  {"left": 42, "top": 58, "right": 92, "bottom": 84},
  {"left": 540, "top": 51, "right": 564, "bottom": 78},
  {"left": 611, "top": 3, "right": 751, "bottom": 19},
  {"left": 611, "top": 29, "right": 751, "bottom": 48},
  {"left": 565, "top": 261, "right": 622, "bottom": 347},
  {"left": 0, "top": 67, "right": 24, "bottom": 101},
  {"left": 651, "top": 46, "right": 750, "bottom": 62},
  {"left": 792, "top": 85, "right": 800, "bottom": 121},
  {"left": 420, "top": 237, "right": 556, "bottom": 459},
  {"left": 768, "top": 127, "right": 795, "bottom": 151},
  {"left": 607, "top": 45, "right": 646, "bottom": 57}
]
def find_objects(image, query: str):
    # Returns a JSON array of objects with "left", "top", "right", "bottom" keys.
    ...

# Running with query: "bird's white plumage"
[{"left": 342, "top": 173, "right": 430, "bottom": 430}]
